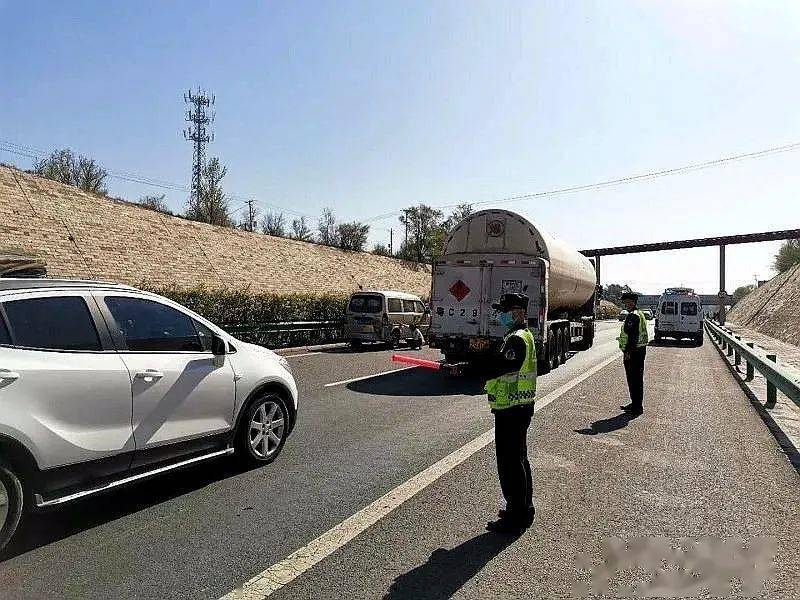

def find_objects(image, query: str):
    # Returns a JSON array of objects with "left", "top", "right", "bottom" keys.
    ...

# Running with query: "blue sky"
[{"left": 2, "top": 1, "right": 799, "bottom": 293}]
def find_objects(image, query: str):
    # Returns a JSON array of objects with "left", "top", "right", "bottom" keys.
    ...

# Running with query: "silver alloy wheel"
[
  {"left": 0, "top": 479, "right": 8, "bottom": 532},
  {"left": 249, "top": 400, "right": 286, "bottom": 459}
]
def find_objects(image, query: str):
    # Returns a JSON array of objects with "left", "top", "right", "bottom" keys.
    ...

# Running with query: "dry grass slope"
[
  {"left": 727, "top": 263, "right": 800, "bottom": 347},
  {"left": 0, "top": 166, "right": 430, "bottom": 296}
]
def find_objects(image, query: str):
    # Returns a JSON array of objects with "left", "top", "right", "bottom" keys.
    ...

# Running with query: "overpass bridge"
[{"left": 580, "top": 226, "right": 800, "bottom": 322}]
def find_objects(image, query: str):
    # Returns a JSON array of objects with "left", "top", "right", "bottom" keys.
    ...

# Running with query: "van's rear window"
[
  {"left": 349, "top": 295, "right": 382, "bottom": 313},
  {"left": 680, "top": 302, "right": 698, "bottom": 316}
]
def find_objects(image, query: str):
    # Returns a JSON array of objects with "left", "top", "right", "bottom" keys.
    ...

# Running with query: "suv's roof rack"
[{"left": 0, "top": 278, "right": 139, "bottom": 292}]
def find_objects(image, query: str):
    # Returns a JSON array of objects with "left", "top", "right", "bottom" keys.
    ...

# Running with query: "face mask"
[{"left": 498, "top": 312, "right": 514, "bottom": 327}]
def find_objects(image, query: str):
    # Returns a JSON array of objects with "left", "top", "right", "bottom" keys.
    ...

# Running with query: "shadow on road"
[
  {"left": 348, "top": 368, "right": 485, "bottom": 397},
  {"left": 0, "top": 458, "right": 256, "bottom": 562},
  {"left": 383, "top": 532, "right": 518, "bottom": 600},
  {"left": 574, "top": 412, "right": 633, "bottom": 435}
]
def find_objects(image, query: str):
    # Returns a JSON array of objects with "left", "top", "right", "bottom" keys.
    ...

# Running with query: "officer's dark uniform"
[
  {"left": 622, "top": 296, "right": 646, "bottom": 415},
  {"left": 487, "top": 294, "right": 535, "bottom": 533}
]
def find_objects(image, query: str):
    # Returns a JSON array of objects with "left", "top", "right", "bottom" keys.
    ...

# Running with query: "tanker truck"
[{"left": 427, "top": 209, "right": 597, "bottom": 374}]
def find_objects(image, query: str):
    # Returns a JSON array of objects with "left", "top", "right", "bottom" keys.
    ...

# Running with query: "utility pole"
[
  {"left": 183, "top": 87, "right": 215, "bottom": 207},
  {"left": 245, "top": 199, "right": 257, "bottom": 232},
  {"left": 389, "top": 228, "right": 393, "bottom": 255}
]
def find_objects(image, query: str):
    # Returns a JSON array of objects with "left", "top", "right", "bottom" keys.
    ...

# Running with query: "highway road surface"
[{"left": 1, "top": 321, "right": 799, "bottom": 599}]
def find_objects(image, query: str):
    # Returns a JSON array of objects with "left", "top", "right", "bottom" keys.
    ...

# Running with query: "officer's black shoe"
[
  {"left": 486, "top": 516, "right": 528, "bottom": 535},
  {"left": 620, "top": 403, "right": 634, "bottom": 412},
  {"left": 498, "top": 506, "right": 535, "bottom": 521},
  {"left": 628, "top": 408, "right": 643, "bottom": 417}
]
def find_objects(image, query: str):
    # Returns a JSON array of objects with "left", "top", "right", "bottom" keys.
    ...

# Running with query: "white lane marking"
[
  {"left": 323, "top": 366, "right": 417, "bottom": 387},
  {"left": 284, "top": 352, "right": 322, "bottom": 358},
  {"left": 221, "top": 352, "right": 621, "bottom": 599}
]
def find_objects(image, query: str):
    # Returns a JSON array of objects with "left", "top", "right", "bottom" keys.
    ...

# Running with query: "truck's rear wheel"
[
  {"left": 554, "top": 330, "right": 563, "bottom": 368},
  {"left": 548, "top": 329, "right": 558, "bottom": 370},
  {"left": 560, "top": 329, "right": 569, "bottom": 364}
]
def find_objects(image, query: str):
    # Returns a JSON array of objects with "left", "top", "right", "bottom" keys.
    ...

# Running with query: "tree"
[
  {"left": 290, "top": 216, "right": 314, "bottom": 241},
  {"left": 318, "top": 208, "right": 339, "bottom": 246},
  {"left": 443, "top": 203, "right": 473, "bottom": 232},
  {"left": 372, "top": 243, "right": 392, "bottom": 257},
  {"left": 185, "top": 157, "right": 231, "bottom": 226},
  {"left": 136, "top": 193, "right": 172, "bottom": 214},
  {"left": 733, "top": 284, "right": 755, "bottom": 302},
  {"left": 397, "top": 204, "right": 445, "bottom": 263},
  {"left": 602, "top": 283, "right": 640, "bottom": 306},
  {"left": 337, "top": 221, "right": 370, "bottom": 251},
  {"left": 774, "top": 239, "right": 800, "bottom": 273},
  {"left": 261, "top": 211, "right": 287, "bottom": 237},
  {"left": 33, "top": 148, "right": 108, "bottom": 194}
]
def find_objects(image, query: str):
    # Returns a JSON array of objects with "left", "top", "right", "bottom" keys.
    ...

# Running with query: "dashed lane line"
[
  {"left": 221, "top": 352, "right": 621, "bottom": 599},
  {"left": 323, "top": 366, "right": 418, "bottom": 387}
]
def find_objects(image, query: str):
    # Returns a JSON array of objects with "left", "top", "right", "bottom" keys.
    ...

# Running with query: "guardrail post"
[
  {"left": 726, "top": 339, "right": 734, "bottom": 357},
  {"left": 745, "top": 343, "right": 755, "bottom": 381},
  {"left": 766, "top": 354, "right": 778, "bottom": 408},
  {"left": 734, "top": 336, "right": 741, "bottom": 367}
]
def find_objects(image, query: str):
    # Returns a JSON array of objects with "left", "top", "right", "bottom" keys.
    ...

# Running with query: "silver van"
[{"left": 346, "top": 290, "right": 430, "bottom": 348}]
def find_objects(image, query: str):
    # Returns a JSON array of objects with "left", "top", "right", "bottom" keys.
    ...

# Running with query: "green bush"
[{"left": 151, "top": 286, "right": 348, "bottom": 348}]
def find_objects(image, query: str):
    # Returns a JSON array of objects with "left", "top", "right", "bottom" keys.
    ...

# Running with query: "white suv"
[{"left": 0, "top": 279, "right": 299, "bottom": 551}]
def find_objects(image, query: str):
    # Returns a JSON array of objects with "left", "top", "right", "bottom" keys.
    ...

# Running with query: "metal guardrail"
[
  {"left": 222, "top": 320, "right": 345, "bottom": 335},
  {"left": 220, "top": 320, "right": 347, "bottom": 349},
  {"left": 705, "top": 319, "right": 800, "bottom": 409}
]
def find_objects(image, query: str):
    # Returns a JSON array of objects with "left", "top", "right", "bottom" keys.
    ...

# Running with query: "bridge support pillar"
[
  {"left": 718, "top": 244, "right": 727, "bottom": 324},
  {"left": 594, "top": 255, "right": 600, "bottom": 288}
]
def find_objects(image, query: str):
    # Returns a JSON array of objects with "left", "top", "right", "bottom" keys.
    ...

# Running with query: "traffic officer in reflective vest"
[
  {"left": 484, "top": 293, "right": 536, "bottom": 534},
  {"left": 619, "top": 292, "right": 649, "bottom": 416}
]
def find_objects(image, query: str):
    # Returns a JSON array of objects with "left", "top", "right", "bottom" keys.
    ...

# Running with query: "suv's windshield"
[{"left": 349, "top": 295, "right": 382, "bottom": 313}]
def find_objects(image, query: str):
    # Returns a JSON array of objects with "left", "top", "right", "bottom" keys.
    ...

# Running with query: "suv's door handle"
[
  {"left": 135, "top": 370, "right": 164, "bottom": 381},
  {"left": 0, "top": 370, "right": 20, "bottom": 381}
]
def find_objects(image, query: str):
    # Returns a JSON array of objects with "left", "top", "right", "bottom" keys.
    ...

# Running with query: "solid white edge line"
[
  {"left": 221, "top": 351, "right": 621, "bottom": 599},
  {"left": 323, "top": 366, "right": 418, "bottom": 387}
]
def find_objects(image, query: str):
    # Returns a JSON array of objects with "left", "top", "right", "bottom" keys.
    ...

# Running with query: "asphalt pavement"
[{"left": 1, "top": 321, "right": 798, "bottom": 599}]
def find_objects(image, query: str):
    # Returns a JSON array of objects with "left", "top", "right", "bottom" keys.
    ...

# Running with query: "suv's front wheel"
[
  {"left": 236, "top": 394, "right": 290, "bottom": 465},
  {"left": 0, "top": 461, "right": 24, "bottom": 553}
]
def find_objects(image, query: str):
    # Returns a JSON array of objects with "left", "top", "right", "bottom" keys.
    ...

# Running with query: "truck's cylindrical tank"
[{"left": 442, "top": 209, "right": 596, "bottom": 312}]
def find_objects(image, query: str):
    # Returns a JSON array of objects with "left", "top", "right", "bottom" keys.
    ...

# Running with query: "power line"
[{"left": 362, "top": 140, "right": 800, "bottom": 223}]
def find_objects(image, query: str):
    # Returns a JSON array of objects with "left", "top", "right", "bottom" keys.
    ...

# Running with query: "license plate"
[
  {"left": 360, "top": 326, "right": 373, "bottom": 333},
  {"left": 469, "top": 338, "right": 489, "bottom": 351}
]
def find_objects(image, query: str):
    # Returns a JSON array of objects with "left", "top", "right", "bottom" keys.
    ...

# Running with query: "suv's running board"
[{"left": 34, "top": 447, "right": 235, "bottom": 508}]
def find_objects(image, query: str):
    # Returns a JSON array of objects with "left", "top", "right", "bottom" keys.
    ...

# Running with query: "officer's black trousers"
[
  {"left": 494, "top": 403, "right": 534, "bottom": 516},
  {"left": 623, "top": 347, "right": 647, "bottom": 410}
]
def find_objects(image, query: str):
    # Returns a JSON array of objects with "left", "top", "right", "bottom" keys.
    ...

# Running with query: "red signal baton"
[{"left": 391, "top": 354, "right": 442, "bottom": 371}]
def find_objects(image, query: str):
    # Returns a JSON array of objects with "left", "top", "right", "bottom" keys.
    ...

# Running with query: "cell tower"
[{"left": 183, "top": 87, "right": 215, "bottom": 204}]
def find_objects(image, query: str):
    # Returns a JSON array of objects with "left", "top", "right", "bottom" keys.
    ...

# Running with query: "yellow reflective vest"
[
  {"left": 619, "top": 310, "right": 649, "bottom": 350},
  {"left": 485, "top": 328, "right": 537, "bottom": 410}
]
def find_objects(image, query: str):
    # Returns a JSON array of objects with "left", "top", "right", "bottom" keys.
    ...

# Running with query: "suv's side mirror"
[{"left": 211, "top": 334, "right": 227, "bottom": 356}]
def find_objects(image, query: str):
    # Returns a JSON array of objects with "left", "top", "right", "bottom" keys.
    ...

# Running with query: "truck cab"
[{"left": 654, "top": 288, "right": 704, "bottom": 346}]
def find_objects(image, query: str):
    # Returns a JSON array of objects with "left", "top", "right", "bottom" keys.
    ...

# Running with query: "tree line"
[
  {"left": 26, "top": 148, "right": 800, "bottom": 271},
  {"left": 27, "top": 148, "right": 475, "bottom": 259}
]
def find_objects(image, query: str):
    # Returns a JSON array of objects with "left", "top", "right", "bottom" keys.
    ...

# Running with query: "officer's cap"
[
  {"left": 492, "top": 293, "right": 529, "bottom": 311},
  {"left": 621, "top": 292, "right": 638, "bottom": 302}
]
